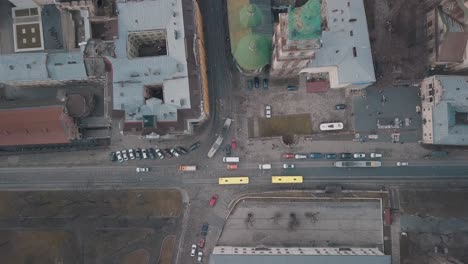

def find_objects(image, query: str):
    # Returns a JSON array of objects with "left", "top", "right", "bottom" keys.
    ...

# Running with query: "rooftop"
[
  {"left": 305, "top": 0, "right": 375, "bottom": 87},
  {"left": 437, "top": 32, "right": 468, "bottom": 63},
  {"left": 288, "top": 0, "right": 322, "bottom": 40}
]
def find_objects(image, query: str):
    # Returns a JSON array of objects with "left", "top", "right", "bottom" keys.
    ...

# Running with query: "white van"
[
  {"left": 258, "top": 164, "right": 272, "bottom": 170},
  {"left": 223, "top": 157, "right": 240, "bottom": 163},
  {"left": 319, "top": 122, "right": 344, "bottom": 131}
]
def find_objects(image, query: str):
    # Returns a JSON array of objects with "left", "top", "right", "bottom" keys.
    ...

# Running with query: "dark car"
[
  {"left": 247, "top": 79, "right": 253, "bottom": 91},
  {"left": 287, "top": 85, "right": 299, "bottom": 91},
  {"left": 263, "top": 78, "right": 269, "bottom": 89},
  {"left": 135, "top": 148, "right": 142, "bottom": 159},
  {"left": 148, "top": 148, "right": 156, "bottom": 159},
  {"left": 254, "top": 77, "right": 260, "bottom": 88},
  {"left": 326, "top": 153, "right": 337, "bottom": 159},
  {"left": 189, "top": 141, "right": 201, "bottom": 151},
  {"left": 340, "top": 153, "right": 352, "bottom": 159},
  {"left": 335, "top": 104, "right": 346, "bottom": 110},
  {"left": 110, "top": 152, "right": 117, "bottom": 162},
  {"left": 225, "top": 144, "right": 232, "bottom": 156},
  {"left": 176, "top": 146, "right": 188, "bottom": 154},
  {"left": 309, "top": 153, "right": 322, "bottom": 159},
  {"left": 201, "top": 223, "right": 209, "bottom": 236},
  {"left": 164, "top": 148, "right": 173, "bottom": 158}
]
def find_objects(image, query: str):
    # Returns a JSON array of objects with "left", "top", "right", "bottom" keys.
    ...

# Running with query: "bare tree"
[
  {"left": 288, "top": 213, "right": 299, "bottom": 231},
  {"left": 270, "top": 212, "right": 282, "bottom": 225},
  {"left": 245, "top": 212, "right": 255, "bottom": 228},
  {"left": 305, "top": 212, "right": 319, "bottom": 223}
]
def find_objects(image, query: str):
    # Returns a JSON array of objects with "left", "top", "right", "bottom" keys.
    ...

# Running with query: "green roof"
[
  {"left": 288, "top": 0, "right": 322, "bottom": 40},
  {"left": 239, "top": 4, "right": 263, "bottom": 28},
  {"left": 233, "top": 33, "right": 271, "bottom": 71}
]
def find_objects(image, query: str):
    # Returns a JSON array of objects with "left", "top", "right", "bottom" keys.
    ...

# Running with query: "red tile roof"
[
  {"left": 306, "top": 81, "right": 329, "bottom": 93},
  {"left": 0, "top": 106, "right": 78, "bottom": 146}
]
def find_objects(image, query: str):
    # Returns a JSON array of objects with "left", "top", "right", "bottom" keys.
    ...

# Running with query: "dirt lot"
[
  {"left": 256, "top": 113, "right": 313, "bottom": 137},
  {"left": 0, "top": 189, "right": 184, "bottom": 264},
  {"left": 399, "top": 189, "right": 468, "bottom": 263}
]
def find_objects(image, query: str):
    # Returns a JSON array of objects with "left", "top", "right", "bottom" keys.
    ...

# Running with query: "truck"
[
  {"left": 179, "top": 165, "right": 197, "bottom": 171},
  {"left": 223, "top": 157, "right": 240, "bottom": 163},
  {"left": 334, "top": 161, "right": 381, "bottom": 168}
]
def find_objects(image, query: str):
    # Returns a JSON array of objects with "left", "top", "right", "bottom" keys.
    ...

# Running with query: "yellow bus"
[
  {"left": 271, "top": 176, "right": 303, "bottom": 184},
  {"left": 218, "top": 176, "right": 249, "bottom": 185}
]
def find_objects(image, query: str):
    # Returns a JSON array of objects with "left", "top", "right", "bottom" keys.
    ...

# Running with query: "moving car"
[
  {"left": 265, "top": 105, "right": 272, "bottom": 118},
  {"left": 110, "top": 152, "right": 117, "bottom": 162},
  {"left": 201, "top": 223, "right": 209, "bottom": 236},
  {"left": 295, "top": 154, "right": 307, "bottom": 159},
  {"left": 190, "top": 244, "right": 197, "bottom": 257},
  {"left": 283, "top": 163, "right": 295, "bottom": 169},
  {"left": 223, "top": 157, "right": 239, "bottom": 163},
  {"left": 353, "top": 153, "right": 366, "bottom": 159},
  {"left": 148, "top": 148, "right": 156, "bottom": 159},
  {"left": 231, "top": 139, "right": 237, "bottom": 150},
  {"left": 198, "top": 238, "right": 205, "bottom": 249},
  {"left": 370, "top": 153, "right": 383, "bottom": 158},
  {"left": 282, "top": 153, "right": 294, "bottom": 159},
  {"left": 170, "top": 148, "right": 180, "bottom": 157},
  {"left": 397, "top": 162, "right": 409, "bottom": 166},
  {"left": 197, "top": 251, "right": 203, "bottom": 263},
  {"left": 155, "top": 148, "right": 165, "bottom": 159},
  {"left": 209, "top": 194, "right": 218, "bottom": 207},
  {"left": 190, "top": 141, "right": 201, "bottom": 151},
  {"left": 141, "top": 148, "right": 148, "bottom": 159},
  {"left": 128, "top": 149, "right": 136, "bottom": 160},
  {"left": 308, "top": 153, "right": 322, "bottom": 159},
  {"left": 335, "top": 104, "right": 346, "bottom": 110},
  {"left": 325, "top": 153, "right": 337, "bottom": 159},
  {"left": 340, "top": 153, "right": 352, "bottom": 159},
  {"left": 263, "top": 78, "right": 269, "bottom": 89},
  {"left": 180, "top": 165, "right": 197, "bottom": 171},
  {"left": 136, "top": 167, "right": 149, "bottom": 172},
  {"left": 258, "top": 164, "right": 272, "bottom": 170},
  {"left": 116, "top": 151, "right": 123, "bottom": 162},
  {"left": 227, "top": 164, "right": 238, "bottom": 170},
  {"left": 254, "top": 77, "right": 260, "bottom": 88},
  {"left": 122, "top": 149, "right": 129, "bottom": 161},
  {"left": 247, "top": 79, "right": 253, "bottom": 90}
]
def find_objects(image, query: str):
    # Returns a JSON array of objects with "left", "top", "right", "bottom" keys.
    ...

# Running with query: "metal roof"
[
  {"left": 209, "top": 254, "right": 391, "bottom": 264},
  {"left": 304, "top": 0, "right": 375, "bottom": 87}
]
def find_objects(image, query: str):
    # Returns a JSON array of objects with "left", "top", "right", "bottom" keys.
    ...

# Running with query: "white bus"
[{"left": 320, "top": 122, "right": 344, "bottom": 131}]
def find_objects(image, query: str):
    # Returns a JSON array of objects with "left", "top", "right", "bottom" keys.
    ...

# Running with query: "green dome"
[
  {"left": 239, "top": 4, "right": 263, "bottom": 28},
  {"left": 233, "top": 33, "right": 271, "bottom": 72}
]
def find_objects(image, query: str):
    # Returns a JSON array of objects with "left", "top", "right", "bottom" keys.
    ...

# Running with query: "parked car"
[
  {"left": 135, "top": 148, "right": 141, "bottom": 159},
  {"left": 295, "top": 154, "right": 307, "bottom": 159},
  {"left": 128, "top": 149, "right": 136, "bottom": 160},
  {"left": 176, "top": 146, "right": 188, "bottom": 154},
  {"left": 265, "top": 105, "right": 272, "bottom": 118},
  {"left": 170, "top": 148, "right": 180, "bottom": 157},
  {"left": 247, "top": 79, "right": 253, "bottom": 91},
  {"left": 190, "top": 244, "right": 197, "bottom": 257},
  {"left": 227, "top": 164, "right": 238, "bottom": 170},
  {"left": 353, "top": 153, "right": 366, "bottom": 159},
  {"left": 201, "top": 223, "right": 209, "bottom": 236},
  {"left": 136, "top": 167, "right": 149, "bottom": 172},
  {"left": 197, "top": 251, "right": 203, "bottom": 263},
  {"left": 198, "top": 238, "right": 205, "bottom": 249},
  {"left": 209, "top": 194, "right": 218, "bottom": 207},
  {"left": 110, "top": 152, "right": 117, "bottom": 162},
  {"left": 122, "top": 149, "right": 129, "bottom": 161},
  {"left": 335, "top": 104, "right": 346, "bottom": 110},
  {"left": 397, "top": 162, "right": 409, "bottom": 166},
  {"left": 190, "top": 141, "right": 201, "bottom": 151},
  {"left": 287, "top": 85, "right": 298, "bottom": 91},
  {"left": 231, "top": 139, "right": 237, "bottom": 150},
  {"left": 116, "top": 151, "right": 123, "bottom": 162},
  {"left": 254, "top": 77, "right": 260, "bottom": 88},
  {"left": 340, "top": 153, "right": 352, "bottom": 159},
  {"left": 325, "top": 153, "right": 337, "bottom": 159},
  {"left": 155, "top": 148, "right": 165, "bottom": 159},
  {"left": 141, "top": 148, "right": 148, "bottom": 159},
  {"left": 370, "top": 153, "right": 383, "bottom": 158},
  {"left": 309, "top": 153, "right": 322, "bottom": 159},
  {"left": 164, "top": 148, "right": 173, "bottom": 158},
  {"left": 263, "top": 78, "right": 269, "bottom": 89},
  {"left": 148, "top": 148, "right": 156, "bottom": 159},
  {"left": 282, "top": 153, "right": 294, "bottom": 159},
  {"left": 283, "top": 163, "right": 295, "bottom": 169}
]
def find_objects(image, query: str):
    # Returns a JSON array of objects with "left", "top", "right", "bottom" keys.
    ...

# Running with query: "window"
[{"left": 427, "top": 20, "right": 433, "bottom": 28}]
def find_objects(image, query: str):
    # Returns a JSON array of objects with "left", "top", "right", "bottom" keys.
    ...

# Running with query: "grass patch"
[
  {"left": 258, "top": 113, "right": 312, "bottom": 137},
  {"left": 158, "top": 235, "right": 176, "bottom": 264}
]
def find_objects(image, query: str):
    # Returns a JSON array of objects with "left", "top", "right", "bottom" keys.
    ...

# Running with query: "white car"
[
  {"left": 122, "top": 150, "right": 129, "bottom": 161},
  {"left": 197, "top": 251, "right": 203, "bottom": 262},
  {"left": 170, "top": 148, "right": 180, "bottom": 157},
  {"left": 128, "top": 149, "right": 136, "bottom": 159},
  {"left": 353, "top": 153, "right": 366, "bottom": 159},
  {"left": 258, "top": 164, "right": 272, "bottom": 170},
  {"left": 141, "top": 148, "right": 148, "bottom": 159},
  {"left": 265, "top": 105, "right": 272, "bottom": 118},
  {"left": 116, "top": 151, "right": 123, "bottom": 162},
  {"left": 370, "top": 153, "right": 383, "bottom": 158},
  {"left": 190, "top": 244, "right": 197, "bottom": 257},
  {"left": 155, "top": 148, "right": 164, "bottom": 159},
  {"left": 397, "top": 162, "right": 409, "bottom": 166},
  {"left": 294, "top": 154, "right": 307, "bottom": 159},
  {"left": 136, "top": 167, "right": 149, "bottom": 172},
  {"left": 283, "top": 163, "right": 295, "bottom": 169}
]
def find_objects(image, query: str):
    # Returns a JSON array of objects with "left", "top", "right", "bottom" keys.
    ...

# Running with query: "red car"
[
  {"left": 209, "top": 194, "right": 219, "bottom": 207},
  {"left": 198, "top": 238, "right": 206, "bottom": 248},
  {"left": 282, "top": 153, "right": 294, "bottom": 159},
  {"left": 231, "top": 139, "right": 237, "bottom": 150},
  {"left": 227, "top": 164, "right": 238, "bottom": 170}
]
